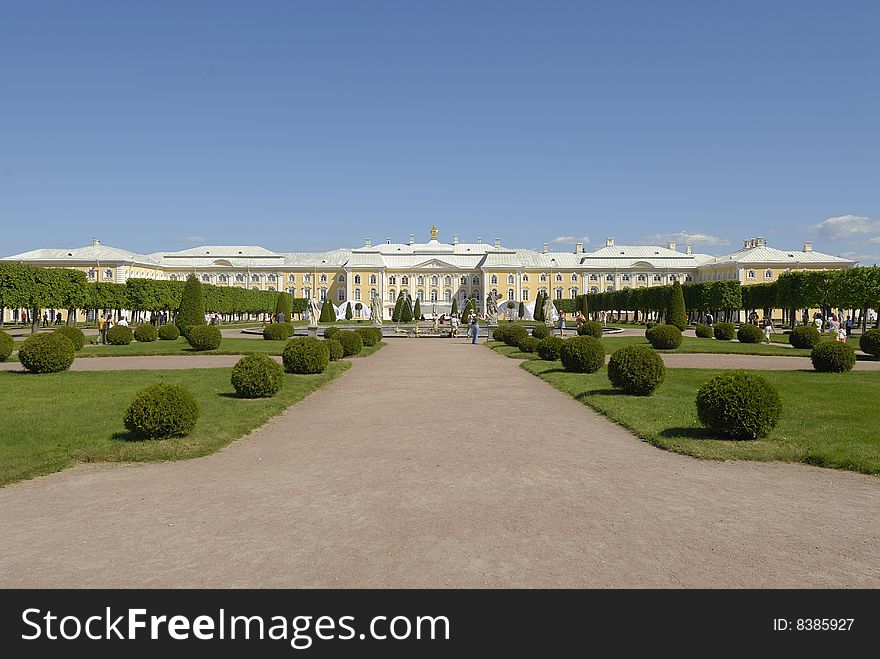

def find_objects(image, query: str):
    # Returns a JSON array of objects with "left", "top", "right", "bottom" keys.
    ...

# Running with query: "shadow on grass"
[
  {"left": 658, "top": 426, "right": 715, "bottom": 440},
  {"left": 575, "top": 389, "right": 622, "bottom": 401}
]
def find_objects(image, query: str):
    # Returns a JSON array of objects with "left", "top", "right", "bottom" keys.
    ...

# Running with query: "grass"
[
  {"left": 486, "top": 336, "right": 821, "bottom": 357},
  {"left": 516, "top": 359, "right": 880, "bottom": 475},
  {"left": 0, "top": 363, "right": 350, "bottom": 487}
]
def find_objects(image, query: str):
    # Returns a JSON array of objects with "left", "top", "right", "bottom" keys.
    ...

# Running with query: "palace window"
[
  {"left": 556, "top": 273, "right": 563, "bottom": 282},
  {"left": 235, "top": 274, "right": 244, "bottom": 283},
  {"left": 444, "top": 276, "right": 451, "bottom": 286},
  {"left": 302, "top": 288, "right": 310, "bottom": 298},
  {"left": 304, "top": 273, "right": 311, "bottom": 283},
  {"left": 219, "top": 274, "right": 228, "bottom": 284},
  {"left": 669, "top": 274, "right": 677, "bottom": 282},
  {"left": 605, "top": 274, "right": 614, "bottom": 282},
  {"left": 287, "top": 287, "right": 295, "bottom": 294},
  {"left": 338, "top": 275, "right": 345, "bottom": 283},
  {"left": 354, "top": 274, "right": 361, "bottom": 285},
  {"left": 606, "top": 286, "right": 615, "bottom": 292},
  {"left": 490, "top": 275, "right": 498, "bottom": 285},
  {"left": 747, "top": 269, "right": 756, "bottom": 280},
  {"left": 522, "top": 274, "right": 529, "bottom": 282},
  {"left": 491, "top": 288, "right": 498, "bottom": 298},
  {"left": 417, "top": 276, "right": 424, "bottom": 286},
  {"left": 571, "top": 273, "right": 578, "bottom": 282},
  {"left": 555, "top": 287, "right": 563, "bottom": 299},
  {"left": 337, "top": 289, "right": 345, "bottom": 301},
  {"left": 508, "top": 289, "right": 515, "bottom": 300},
  {"left": 653, "top": 274, "right": 662, "bottom": 282},
  {"left": 268, "top": 287, "right": 275, "bottom": 292},
  {"left": 622, "top": 274, "right": 630, "bottom": 282},
  {"left": 417, "top": 290, "right": 424, "bottom": 300},
  {"left": 540, "top": 273, "right": 547, "bottom": 282},
  {"left": 320, "top": 274, "right": 327, "bottom": 283},
  {"left": 354, "top": 289, "right": 361, "bottom": 301},
  {"left": 472, "top": 276, "right": 479, "bottom": 285},
  {"left": 401, "top": 276, "right": 409, "bottom": 285},
  {"left": 370, "top": 288, "right": 377, "bottom": 299},
  {"left": 104, "top": 269, "right": 113, "bottom": 280},
  {"left": 88, "top": 269, "right": 97, "bottom": 280},
  {"left": 590, "top": 287, "right": 598, "bottom": 293},
  {"left": 460, "top": 276, "right": 467, "bottom": 286},
  {"left": 268, "top": 274, "right": 276, "bottom": 283},
  {"left": 570, "top": 287, "right": 578, "bottom": 298},
  {"left": 370, "top": 274, "right": 377, "bottom": 285},
  {"left": 539, "top": 287, "right": 548, "bottom": 296},
  {"left": 685, "top": 274, "right": 693, "bottom": 281},
  {"left": 388, "top": 289, "right": 396, "bottom": 302},
  {"left": 431, "top": 275, "right": 438, "bottom": 286},
  {"left": 430, "top": 290, "right": 438, "bottom": 302},
  {"left": 444, "top": 289, "right": 452, "bottom": 302},
  {"left": 459, "top": 290, "right": 468, "bottom": 301},
  {"left": 522, "top": 289, "right": 529, "bottom": 301},
  {"left": 288, "top": 274, "right": 295, "bottom": 282},
  {"left": 507, "top": 274, "right": 515, "bottom": 285},
  {"left": 320, "top": 287, "right": 327, "bottom": 300},
  {"left": 170, "top": 274, "right": 178, "bottom": 282},
  {"left": 389, "top": 276, "right": 396, "bottom": 285},
  {"left": 589, "top": 274, "right": 598, "bottom": 281},
  {"left": 637, "top": 274, "right": 646, "bottom": 282},
  {"left": 201, "top": 274, "right": 210, "bottom": 283},
  {"left": 764, "top": 269, "right": 773, "bottom": 280},
  {"left": 251, "top": 274, "right": 260, "bottom": 283}
]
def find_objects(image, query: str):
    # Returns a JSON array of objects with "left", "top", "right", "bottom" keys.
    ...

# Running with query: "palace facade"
[{"left": 1, "top": 227, "right": 856, "bottom": 321}]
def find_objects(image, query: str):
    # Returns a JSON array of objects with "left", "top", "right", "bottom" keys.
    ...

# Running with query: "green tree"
[
  {"left": 401, "top": 295, "right": 414, "bottom": 323},
  {"left": 345, "top": 301, "right": 353, "bottom": 320},
  {"left": 533, "top": 291, "right": 544, "bottom": 322},
  {"left": 451, "top": 297, "right": 458, "bottom": 317},
  {"left": 392, "top": 291, "right": 405, "bottom": 322},
  {"left": 275, "top": 291, "right": 293, "bottom": 320},
  {"left": 319, "top": 299, "right": 336, "bottom": 323},
  {"left": 175, "top": 274, "right": 206, "bottom": 337},
  {"left": 518, "top": 300, "right": 525, "bottom": 319},
  {"left": 667, "top": 280, "right": 687, "bottom": 330},
  {"left": 577, "top": 294, "right": 588, "bottom": 317},
  {"left": 413, "top": 297, "right": 421, "bottom": 320}
]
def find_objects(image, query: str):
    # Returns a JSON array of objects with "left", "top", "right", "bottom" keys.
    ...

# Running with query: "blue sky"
[{"left": 2, "top": 0, "right": 878, "bottom": 261}]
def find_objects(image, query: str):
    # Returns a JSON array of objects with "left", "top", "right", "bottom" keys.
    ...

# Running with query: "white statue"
[
  {"left": 308, "top": 297, "right": 321, "bottom": 328},
  {"left": 371, "top": 294, "right": 383, "bottom": 326},
  {"left": 543, "top": 295, "right": 555, "bottom": 327}
]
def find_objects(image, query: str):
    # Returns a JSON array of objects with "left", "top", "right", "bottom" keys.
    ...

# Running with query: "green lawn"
[
  {"left": 49, "top": 337, "right": 383, "bottom": 358},
  {"left": 486, "top": 336, "right": 822, "bottom": 357},
  {"left": 518, "top": 359, "right": 880, "bottom": 475},
  {"left": 0, "top": 363, "right": 351, "bottom": 487}
]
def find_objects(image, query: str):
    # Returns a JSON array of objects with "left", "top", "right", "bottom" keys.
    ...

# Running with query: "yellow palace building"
[{"left": 1, "top": 227, "right": 856, "bottom": 322}]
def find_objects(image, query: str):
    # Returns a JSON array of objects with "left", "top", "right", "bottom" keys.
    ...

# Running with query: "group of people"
[
  {"left": 40, "top": 312, "right": 64, "bottom": 327},
  {"left": 96, "top": 313, "right": 128, "bottom": 344},
  {"left": 812, "top": 312, "right": 852, "bottom": 343}
]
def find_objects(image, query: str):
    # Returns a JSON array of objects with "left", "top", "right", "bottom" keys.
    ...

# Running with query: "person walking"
[
  {"left": 845, "top": 316, "right": 853, "bottom": 338},
  {"left": 558, "top": 312, "right": 566, "bottom": 337},
  {"left": 763, "top": 317, "right": 773, "bottom": 344},
  {"left": 704, "top": 311, "right": 713, "bottom": 327},
  {"left": 837, "top": 325, "right": 847, "bottom": 343},
  {"left": 97, "top": 314, "right": 107, "bottom": 344},
  {"left": 469, "top": 312, "right": 478, "bottom": 344},
  {"left": 42, "top": 312, "right": 49, "bottom": 328}
]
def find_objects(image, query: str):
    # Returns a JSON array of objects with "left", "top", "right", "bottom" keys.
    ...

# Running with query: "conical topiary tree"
[
  {"left": 459, "top": 298, "right": 474, "bottom": 321},
  {"left": 275, "top": 291, "right": 292, "bottom": 321},
  {"left": 451, "top": 298, "right": 458, "bottom": 317},
  {"left": 176, "top": 274, "right": 205, "bottom": 337},
  {"left": 578, "top": 294, "right": 589, "bottom": 317},
  {"left": 401, "top": 295, "right": 414, "bottom": 323},
  {"left": 345, "top": 301, "right": 353, "bottom": 320},
  {"left": 668, "top": 280, "right": 687, "bottom": 331},
  {"left": 413, "top": 298, "right": 421, "bottom": 320},
  {"left": 533, "top": 291, "right": 544, "bottom": 322},
  {"left": 392, "top": 291, "right": 405, "bottom": 322},
  {"left": 319, "top": 299, "right": 336, "bottom": 323},
  {"left": 518, "top": 300, "right": 525, "bottom": 319}
]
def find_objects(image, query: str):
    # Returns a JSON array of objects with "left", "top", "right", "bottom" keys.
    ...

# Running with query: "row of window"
[{"left": 87, "top": 268, "right": 114, "bottom": 281}]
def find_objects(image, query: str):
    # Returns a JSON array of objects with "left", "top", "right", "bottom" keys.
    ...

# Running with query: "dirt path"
[{"left": 0, "top": 338, "right": 877, "bottom": 587}]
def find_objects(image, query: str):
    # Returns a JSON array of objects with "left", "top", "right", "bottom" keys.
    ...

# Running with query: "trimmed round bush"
[
  {"left": 531, "top": 324, "right": 550, "bottom": 339},
  {"left": 607, "top": 344, "right": 666, "bottom": 396},
  {"left": 645, "top": 321, "right": 655, "bottom": 329},
  {"left": 282, "top": 337, "right": 329, "bottom": 374},
  {"left": 502, "top": 325, "right": 528, "bottom": 347},
  {"left": 559, "top": 336, "right": 605, "bottom": 373},
  {"left": 789, "top": 324, "right": 821, "bottom": 349},
  {"left": 736, "top": 323, "right": 764, "bottom": 344},
  {"left": 694, "top": 324, "right": 713, "bottom": 339},
  {"left": 133, "top": 323, "right": 158, "bottom": 343},
  {"left": 187, "top": 325, "right": 222, "bottom": 351},
  {"left": 713, "top": 322, "right": 735, "bottom": 341},
  {"left": 334, "top": 330, "right": 363, "bottom": 356},
  {"left": 18, "top": 332, "right": 76, "bottom": 373},
  {"left": 696, "top": 372, "right": 782, "bottom": 440},
  {"left": 645, "top": 324, "right": 682, "bottom": 350},
  {"left": 537, "top": 336, "right": 564, "bottom": 361},
  {"left": 231, "top": 353, "right": 285, "bottom": 398},
  {"left": 123, "top": 383, "right": 199, "bottom": 439},
  {"left": 54, "top": 326, "right": 86, "bottom": 350},
  {"left": 323, "top": 327, "right": 340, "bottom": 340},
  {"left": 263, "top": 322, "right": 294, "bottom": 341},
  {"left": 106, "top": 325, "right": 134, "bottom": 345},
  {"left": 158, "top": 323, "right": 180, "bottom": 340},
  {"left": 491, "top": 326, "right": 506, "bottom": 342},
  {"left": 355, "top": 327, "right": 378, "bottom": 346},
  {"left": 517, "top": 336, "right": 541, "bottom": 353},
  {"left": 859, "top": 328, "right": 880, "bottom": 357},
  {"left": 0, "top": 330, "right": 13, "bottom": 361},
  {"left": 577, "top": 321, "right": 603, "bottom": 338},
  {"left": 326, "top": 338, "right": 344, "bottom": 361},
  {"left": 811, "top": 342, "right": 856, "bottom": 373}
]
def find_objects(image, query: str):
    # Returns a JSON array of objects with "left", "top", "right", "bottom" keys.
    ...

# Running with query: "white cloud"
[
  {"left": 868, "top": 236, "right": 880, "bottom": 245},
  {"left": 641, "top": 231, "right": 730, "bottom": 248},
  {"left": 840, "top": 250, "right": 880, "bottom": 264},
  {"left": 551, "top": 235, "right": 589, "bottom": 244},
  {"left": 184, "top": 235, "right": 208, "bottom": 243},
  {"left": 808, "top": 215, "right": 880, "bottom": 241}
]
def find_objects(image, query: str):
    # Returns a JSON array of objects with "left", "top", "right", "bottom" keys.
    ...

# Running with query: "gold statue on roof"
[{"left": 430, "top": 225, "right": 438, "bottom": 241}]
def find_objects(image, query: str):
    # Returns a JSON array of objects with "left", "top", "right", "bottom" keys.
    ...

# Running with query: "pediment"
[
  {"left": 631, "top": 261, "right": 655, "bottom": 269},
  {"left": 411, "top": 259, "right": 457, "bottom": 269}
]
